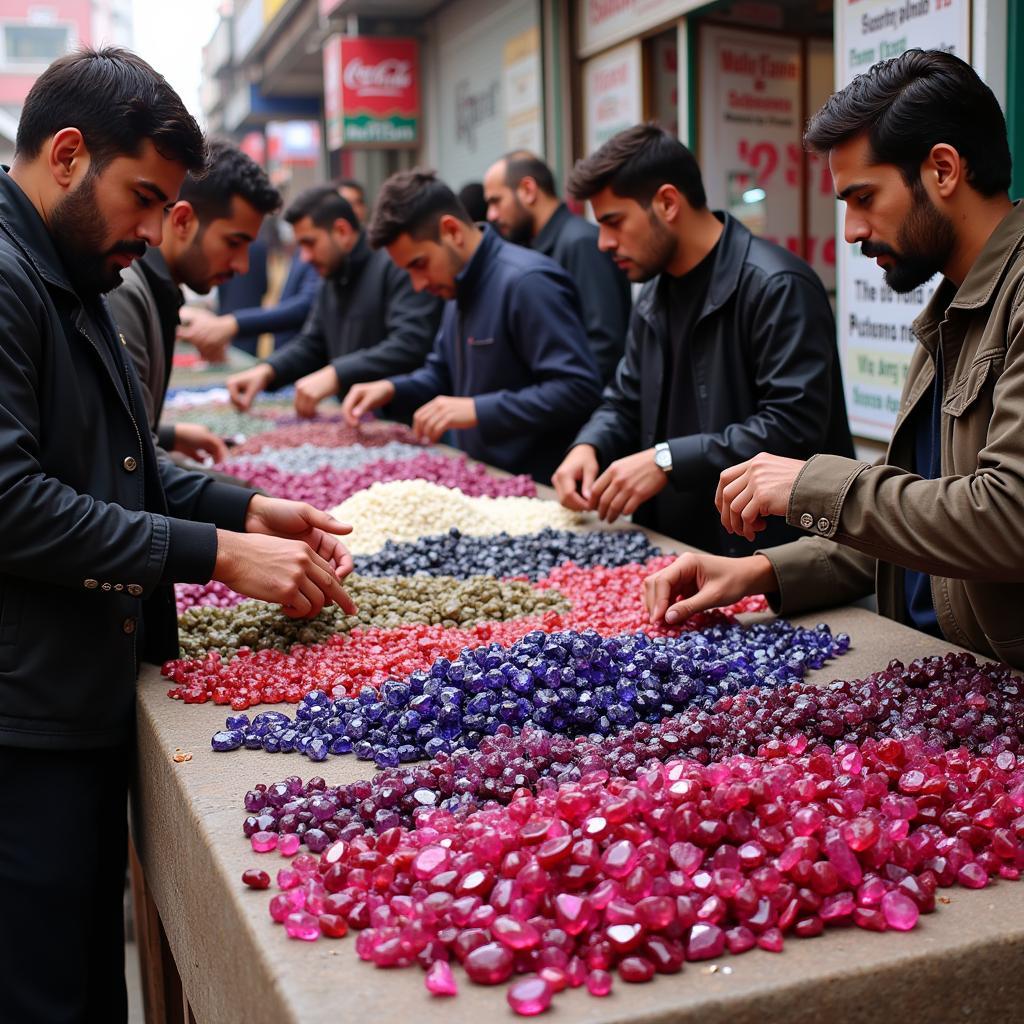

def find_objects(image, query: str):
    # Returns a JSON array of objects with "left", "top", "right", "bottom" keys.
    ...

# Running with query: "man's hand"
[
  {"left": 213, "top": 530, "right": 354, "bottom": 619},
  {"left": 412, "top": 396, "right": 477, "bottom": 443},
  {"left": 716, "top": 454, "right": 807, "bottom": 541},
  {"left": 177, "top": 308, "right": 237, "bottom": 358},
  {"left": 590, "top": 448, "right": 669, "bottom": 523},
  {"left": 227, "top": 363, "right": 275, "bottom": 412},
  {"left": 244, "top": 494, "right": 355, "bottom": 587},
  {"left": 294, "top": 365, "right": 340, "bottom": 419},
  {"left": 643, "top": 552, "right": 777, "bottom": 625},
  {"left": 171, "top": 422, "right": 229, "bottom": 464},
  {"left": 551, "top": 445, "right": 600, "bottom": 512},
  {"left": 341, "top": 380, "right": 396, "bottom": 426}
]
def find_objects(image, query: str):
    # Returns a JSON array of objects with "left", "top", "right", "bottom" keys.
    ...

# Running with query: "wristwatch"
[{"left": 654, "top": 442, "right": 673, "bottom": 472}]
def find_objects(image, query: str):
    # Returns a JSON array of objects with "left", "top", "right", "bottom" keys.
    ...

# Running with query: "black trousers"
[{"left": 0, "top": 744, "right": 129, "bottom": 1023}]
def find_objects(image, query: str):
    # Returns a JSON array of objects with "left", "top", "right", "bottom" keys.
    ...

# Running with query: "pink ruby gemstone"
[
  {"left": 685, "top": 923, "right": 725, "bottom": 961},
  {"left": 251, "top": 830, "right": 278, "bottom": 853},
  {"left": 413, "top": 845, "right": 450, "bottom": 880},
  {"left": 880, "top": 890, "right": 919, "bottom": 931},
  {"left": 463, "top": 941, "right": 515, "bottom": 984},
  {"left": 425, "top": 960, "right": 458, "bottom": 997},
  {"left": 284, "top": 911, "right": 320, "bottom": 941},
  {"left": 507, "top": 975, "right": 553, "bottom": 1016},
  {"left": 492, "top": 915, "right": 541, "bottom": 950},
  {"left": 278, "top": 833, "right": 301, "bottom": 857},
  {"left": 585, "top": 969, "right": 613, "bottom": 997},
  {"left": 958, "top": 862, "right": 990, "bottom": 889}
]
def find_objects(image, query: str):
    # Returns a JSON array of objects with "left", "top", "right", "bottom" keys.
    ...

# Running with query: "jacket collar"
[
  {"left": 455, "top": 224, "right": 501, "bottom": 306},
  {"left": 912, "top": 201, "right": 1024, "bottom": 348},
  {"left": 636, "top": 212, "right": 750, "bottom": 327},
  {"left": 532, "top": 203, "right": 571, "bottom": 255},
  {"left": 137, "top": 246, "right": 182, "bottom": 303},
  {"left": 0, "top": 167, "right": 79, "bottom": 297},
  {"left": 333, "top": 230, "right": 371, "bottom": 287}
]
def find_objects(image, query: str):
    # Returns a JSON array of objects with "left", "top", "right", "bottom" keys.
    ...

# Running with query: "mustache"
[
  {"left": 861, "top": 241, "right": 898, "bottom": 259},
  {"left": 108, "top": 241, "right": 147, "bottom": 258}
]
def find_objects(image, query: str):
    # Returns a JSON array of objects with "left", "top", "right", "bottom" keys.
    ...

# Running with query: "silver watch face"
[{"left": 655, "top": 447, "right": 672, "bottom": 469}]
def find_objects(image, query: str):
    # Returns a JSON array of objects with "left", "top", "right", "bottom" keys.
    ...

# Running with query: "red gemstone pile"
[
  {"left": 230, "top": 419, "right": 420, "bottom": 456},
  {"left": 213, "top": 453, "right": 536, "bottom": 507},
  {"left": 246, "top": 736, "right": 1024, "bottom": 1011},
  {"left": 165, "top": 559, "right": 760, "bottom": 707}
]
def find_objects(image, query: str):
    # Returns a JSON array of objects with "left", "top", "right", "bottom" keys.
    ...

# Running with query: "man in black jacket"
[
  {"left": 552, "top": 124, "right": 853, "bottom": 555},
  {"left": 0, "top": 49, "right": 356, "bottom": 1022},
  {"left": 227, "top": 186, "right": 442, "bottom": 417},
  {"left": 109, "top": 139, "right": 282, "bottom": 462},
  {"left": 483, "top": 150, "right": 630, "bottom": 383}
]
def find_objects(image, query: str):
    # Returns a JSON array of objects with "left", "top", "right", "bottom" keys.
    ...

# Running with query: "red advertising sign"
[{"left": 331, "top": 36, "right": 419, "bottom": 147}]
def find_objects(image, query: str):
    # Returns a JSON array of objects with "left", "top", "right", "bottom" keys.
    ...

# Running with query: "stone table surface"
[{"left": 134, "top": 515, "right": 1024, "bottom": 1024}]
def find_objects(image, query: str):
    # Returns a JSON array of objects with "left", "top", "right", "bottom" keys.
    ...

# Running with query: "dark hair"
[
  {"left": 285, "top": 186, "right": 358, "bottom": 229},
  {"left": 333, "top": 177, "right": 366, "bottom": 201},
  {"left": 367, "top": 169, "right": 471, "bottom": 249},
  {"left": 457, "top": 182, "right": 487, "bottom": 223},
  {"left": 804, "top": 49, "right": 1011, "bottom": 197},
  {"left": 567, "top": 123, "right": 706, "bottom": 209},
  {"left": 16, "top": 46, "right": 205, "bottom": 173},
  {"left": 179, "top": 139, "right": 280, "bottom": 222},
  {"left": 502, "top": 150, "right": 557, "bottom": 197}
]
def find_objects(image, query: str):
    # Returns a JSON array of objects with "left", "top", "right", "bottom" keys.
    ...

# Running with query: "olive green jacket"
[{"left": 762, "top": 201, "right": 1024, "bottom": 667}]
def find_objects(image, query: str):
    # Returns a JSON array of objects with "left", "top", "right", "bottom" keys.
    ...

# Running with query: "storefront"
[{"left": 574, "top": 0, "right": 1017, "bottom": 445}]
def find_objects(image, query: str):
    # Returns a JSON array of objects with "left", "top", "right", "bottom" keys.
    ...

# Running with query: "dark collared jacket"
[
  {"left": 573, "top": 213, "right": 854, "bottom": 555},
  {"left": 264, "top": 233, "right": 442, "bottom": 388},
  {"left": 532, "top": 203, "right": 631, "bottom": 384},
  {"left": 0, "top": 169, "right": 254, "bottom": 749},
  {"left": 388, "top": 227, "right": 602, "bottom": 481}
]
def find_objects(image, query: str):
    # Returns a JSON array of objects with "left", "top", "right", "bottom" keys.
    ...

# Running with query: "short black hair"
[
  {"left": 333, "top": 177, "right": 366, "bottom": 201},
  {"left": 804, "top": 49, "right": 1011, "bottom": 197},
  {"left": 178, "top": 139, "right": 280, "bottom": 223},
  {"left": 567, "top": 123, "right": 706, "bottom": 209},
  {"left": 367, "top": 169, "right": 471, "bottom": 249},
  {"left": 501, "top": 150, "right": 557, "bottom": 197},
  {"left": 16, "top": 46, "right": 205, "bottom": 174},
  {"left": 285, "top": 186, "right": 358, "bottom": 230},
  {"left": 457, "top": 182, "right": 487, "bottom": 223}
]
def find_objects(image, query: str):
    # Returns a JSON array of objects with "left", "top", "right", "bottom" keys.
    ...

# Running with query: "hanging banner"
[
  {"left": 323, "top": 35, "right": 420, "bottom": 149},
  {"left": 834, "top": 0, "right": 971, "bottom": 440},
  {"left": 699, "top": 27, "right": 803, "bottom": 256},
  {"left": 583, "top": 41, "right": 642, "bottom": 157},
  {"left": 503, "top": 26, "right": 542, "bottom": 152}
]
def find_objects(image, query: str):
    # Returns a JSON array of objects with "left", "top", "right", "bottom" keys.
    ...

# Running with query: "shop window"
[
  {"left": 644, "top": 28, "right": 679, "bottom": 137},
  {"left": 3, "top": 23, "right": 70, "bottom": 65}
]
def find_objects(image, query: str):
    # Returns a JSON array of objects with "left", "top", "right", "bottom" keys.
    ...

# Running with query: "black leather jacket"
[
  {"left": 574, "top": 213, "right": 854, "bottom": 556},
  {"left": 265, "top": 233, "right": 443, "bottom": 389},
  {"left": 0, "top": 169, "right": 253, "bottom": 749}
]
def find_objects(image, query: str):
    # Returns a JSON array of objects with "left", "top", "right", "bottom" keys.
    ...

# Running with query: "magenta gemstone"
[
  {"left": 251, "top": 830, "right": 278, "bottom": 853},
  {"left": 880, "top": 890, "right": 919, "bottom": 931},
  {"left": 957, "top": 862, "right": 990, "bottom": 889},
  {"left": 463, "top": 941, "right": 515, "bottom": 984},
  {"left": 425, "top": 960, "right": 458, "bottom": 996},
  {"left": 685, "top": 923, "right": 725, "bottom": 961},
  {"left": 284, "top": 911, "right": 320, "bottom": 941},
  {"left": 492, "top": 915, "right": 541, "bottom": 950},
  {"left": 278, "top": 833, "right": 301, "bottom": 857},
  {"left": 507, "top": 975, "right": 553, "bottom": 1016},
  {"left": 585, "top": 968, "right": 613, "bottom": 997}
]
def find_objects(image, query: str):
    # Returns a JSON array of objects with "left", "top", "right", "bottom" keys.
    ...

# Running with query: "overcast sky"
[{"left": 130, "top": 0, "right": 221, "bottom": 126}]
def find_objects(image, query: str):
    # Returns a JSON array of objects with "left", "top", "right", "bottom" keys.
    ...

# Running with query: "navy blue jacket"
[
  {"left": 0, "top": 169, "right": 254, "bottom": 749},
  {"left": 233, "top": 251, "right": 321, "bottom": 351},
  {"left": 388, "top": 227, "right": 601, "bottom": 480}
]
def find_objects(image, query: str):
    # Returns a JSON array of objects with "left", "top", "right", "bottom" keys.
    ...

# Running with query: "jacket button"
[
  {"left": 123, "top": 456, "right": 137, "bottom": 472},
  {"left": 114, "top": 583, "right": 124, "bottom": 591},
  {"left": 817, "top": 517, "right": 831, "bottom": 533},
  {"left": 101, "top": 582, "right": 112, "bottom": 591},
  {"left": 799, "top": 513, "right": 813, "bottom": 529},
  {"left": 122, "top": 617, "right": 136, "bottom": 635},
  {"left": 127, "top": 584, "right": 143, "bottom": 596},
  {"left": 83, "top": 578, "right": 98, "bottom": 589}
]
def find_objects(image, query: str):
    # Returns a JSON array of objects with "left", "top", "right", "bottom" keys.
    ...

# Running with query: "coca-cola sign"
[{"left": 324, "top": 36, "right": 420, "bottom": 148}]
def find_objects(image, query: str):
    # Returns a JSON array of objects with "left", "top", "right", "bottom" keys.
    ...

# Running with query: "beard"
[
  {"left": 178, "top": 228, "right": 220, "bottom": 295},
  {"left": 861, "top": 180, "right": 956, "bottom": 293},
  {"left": 627, "top": 210, "right": 678, "bottom": 282},
  {"left": 503, "top": 199, "right": 534, "bottom": 246},
  {"left": 50, "top": 172, "right": 145, "bottom": 295}
]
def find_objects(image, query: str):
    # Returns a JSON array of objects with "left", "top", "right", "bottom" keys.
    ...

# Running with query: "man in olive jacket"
[
  {"left": 227, "top": 186, "right": 442, "bottom": 417},
  {"left": 644, "top": 50, "right": 1024, "bottom": 669},
  {"left": 0, "top": 50, "right": 356, "bottom": 1021}
]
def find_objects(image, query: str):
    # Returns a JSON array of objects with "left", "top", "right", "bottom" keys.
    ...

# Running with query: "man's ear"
[
  {"left": 517, "top": 176, "right": 539, "bottom": 207},
  {"left": 167, "top": 200, "right": 197, "bottom": 238},
  {"left": 332, "top": 217, "right": 357, "bottom": 244},
  {"left": 437, "top": 213, "right": 465, "bottom": 246},
  {"left": 47, "top": 128, "right": 88, "bottom": 190},
  {"left": 924, "top": 143, "right": 963, "bottom": 200},
  {"left": 651, "top": 183, "right": 683, "bottom": 224}
]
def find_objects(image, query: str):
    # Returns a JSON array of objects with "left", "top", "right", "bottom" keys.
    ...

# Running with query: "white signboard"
[
  {"left": 835, "top": 0, "right": 971, "bottom": 440},
  {"left": 504, "top": 27, "right": 543, "bottom": 152},
  {"left": 699, "top": 28, "right": 803, "bottom": 258},
  {"left": 583, "top": 41, "right": 642, "bottom": 157},
  {"left": 577, "top": 0, "right": 702, "bottom": 58}
]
